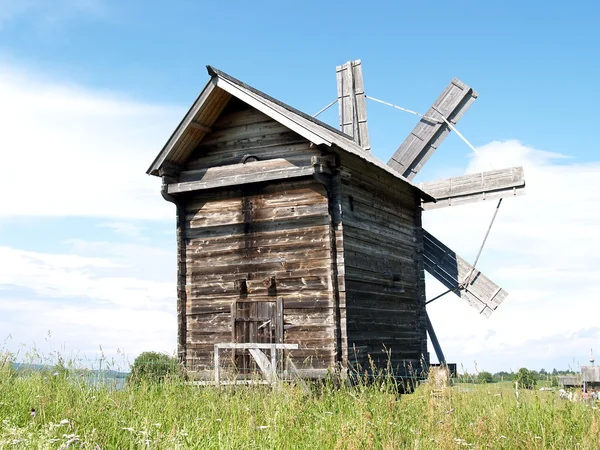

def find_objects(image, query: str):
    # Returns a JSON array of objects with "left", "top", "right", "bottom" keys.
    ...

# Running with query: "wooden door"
[{"left": 232, "top": 299, "right": 283, "bottom": 376}]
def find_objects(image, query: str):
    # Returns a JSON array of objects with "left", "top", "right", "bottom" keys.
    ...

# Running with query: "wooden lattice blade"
[
  {"left": 423, "top": 229, "right": 507, "bottom": 316},
  {"left": 388, "top": 78, "right": 477, "bottom": 180},
  {"left": 420, "top": 167, "right": 525, "bottom": 210},
  {"left": 336, "top": 60, "right": 370, "bottom": 151}
]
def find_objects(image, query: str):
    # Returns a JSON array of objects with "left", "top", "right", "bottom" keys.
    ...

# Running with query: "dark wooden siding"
[
  {"left": 178, "top": 99, "right": 337, "bottom": 377},
  {"left": 183, "top": 181, "right": 337, "bottom": 374},
  {"left": 339, "top": 157, "right": 428, "bottom": 375}
]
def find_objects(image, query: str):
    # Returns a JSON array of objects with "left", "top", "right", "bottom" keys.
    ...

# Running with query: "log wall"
[
  {"left": 339, "top": 155, "right": 428, "bottom": 375},
  {"left": 182, "top": 181, "right": 337, "bottom": 375},
  {"left": 178, "top": 99, "right": 337, "bottom": 377}
]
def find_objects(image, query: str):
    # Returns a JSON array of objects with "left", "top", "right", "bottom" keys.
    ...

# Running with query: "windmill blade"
[
  {"left": 336, "top": 60, "right": 370, "bottom": 151},
  {"left": 388, "top": 78, "right": 478, "bottom": 180},
  {"left": 423, "top": 229, "right": 507, "bottom": 317},
  {"left": 420, "top": 167, "right": 525, "bottom": 210}
]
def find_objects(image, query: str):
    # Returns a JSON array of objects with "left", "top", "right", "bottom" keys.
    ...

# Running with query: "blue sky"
[{"left": 1, "top": 0, "right": 599, "bottom": 373}]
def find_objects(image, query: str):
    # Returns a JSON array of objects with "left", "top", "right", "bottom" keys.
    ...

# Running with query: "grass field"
[{"left": 1, "top": 358, "right": 599, "bottom": 449}]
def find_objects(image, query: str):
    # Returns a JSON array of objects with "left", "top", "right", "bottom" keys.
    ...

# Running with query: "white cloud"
[
  {"left": 0, "top": 242, "right": 176, "bottom": 368},
  {"left": 1, "top": 297, "right": 176, "bottom": 370},
  {"left": 98, "top": 221, "right": 145, "bottom": 239},
  {"left": 424, "top": 140, "right": 600, "bottom": 372},
  {"left": 0, "top": 64, "right": 177, "bottom": 219},
  {"left": 0, "top": 246, "right": 173, "bottom": 310}
]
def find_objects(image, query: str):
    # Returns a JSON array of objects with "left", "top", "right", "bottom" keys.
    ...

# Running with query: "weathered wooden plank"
[
  {"left": 179, "top": 158, "right": 302, "bottom": 184},
  {"left": 420, "top": 166, "right": 525, "bottom": 210},
  {"left": 336, "top": 60, "right": 370, "bottom": 151},
  {"left": 168, "top": 165, "right": 316, "bottom": 194},
  {"left": 388, "top": 78, "right": 478, "bottom": 180},
  {"left": 423, "top": 228, "right": 508, "bottom": 315}
]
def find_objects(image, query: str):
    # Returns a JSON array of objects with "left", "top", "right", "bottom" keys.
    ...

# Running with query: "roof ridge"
[{"left": 206, "top": 65, "right": 355, "bottom": 143}]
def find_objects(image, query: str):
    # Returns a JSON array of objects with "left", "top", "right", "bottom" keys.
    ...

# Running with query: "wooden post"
[
  {"left": 214, "top": 344, "right": 220, "bottom": 386},
  {"left": 276, "top": 297, "right": 284, "bottom": 372},
  {"left": 426, "top": 312, "right": 446, "bottom": 365}
]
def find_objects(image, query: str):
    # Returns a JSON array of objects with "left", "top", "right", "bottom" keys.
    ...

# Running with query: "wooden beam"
[
  {"left": 423, "top": 229, "right": 507, "bottom": 317},
  {"left": 420, "top": 167, "right": 525, "bottom": 210},
  {"left": 166, "top": 159, "right": 317, "bottom": 194},
  {"left": 189, "top": 121, "right": 212, "bottom": 133},
  {"left": 388, "top": 78, "right": 478, "bottom": 180},
  {"left": 336, "top": 60, "right": 370, "bottom": 151},
  {"left": 426, "top": 312, "right": 446, "bottom": 364}
]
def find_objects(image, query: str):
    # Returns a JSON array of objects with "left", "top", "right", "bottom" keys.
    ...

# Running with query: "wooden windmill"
[
  {"left": 147, "top": 61, "right": 525, "bottom": 381},
  {"left": 335, "top": 60, "right": 525, "bottom": 364}
]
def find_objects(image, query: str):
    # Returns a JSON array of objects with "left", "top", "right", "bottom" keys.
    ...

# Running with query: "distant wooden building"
[
  {"left": 558, "top": 375, "right": 581, "bottom": 388},
  {"left": 582, "top": 366, "right": 600, "bottom": 390},
  {"left": 147, "top": 65, "right": 524, "bottom": 380}
]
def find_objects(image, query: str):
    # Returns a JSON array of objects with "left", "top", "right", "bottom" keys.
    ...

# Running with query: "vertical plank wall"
[{"left": 339, "top": 157, "right": 428, "bottom": 376}]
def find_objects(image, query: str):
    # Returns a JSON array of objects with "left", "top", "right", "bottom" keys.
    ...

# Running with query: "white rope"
[
  {"left": 432, "top": 106, "right": 494, "bottom": 170},
  {"left": 366, "top": 95, "right": 495, "bottom": 170},
  {"left": 366, "top": 95, "right": 443, "bottom": 124},
  {"left": 312, "top": 98, "right": 338, "bottom": 118}
]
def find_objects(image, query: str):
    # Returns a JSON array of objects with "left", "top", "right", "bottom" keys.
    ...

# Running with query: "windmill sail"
[
  {"left": 336, "top": 60, "right": 370, "bottom": 151},
  {"left": 423, "top": 229, "right": 507, "bottom": 317},
  {"left": 388, "top": 78, "right": 477, "bottom": 180},
  {"left": 420, "top": 167, "right": 525, "bottom": 210}
]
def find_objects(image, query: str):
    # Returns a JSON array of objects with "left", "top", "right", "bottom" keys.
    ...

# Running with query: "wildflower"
[
  {"left": 58, "top": 435, "right": 80, "bottom": 449},
  {"left": 153, "top": 423, "right": 162, "bottom": 427},
  {"left": 122, "top": 427, "right": 135, "bottom": 432},
  {"left": 53, "top": 372, "right": 59, "bottom": 377},
  {"left": 60, "top": 419, "right": 70, "bottom": 426},
  {"left": 257, "top": 425, "right": 270, "bottom": 430},
  {"left": 216, "top": 418, "right": 222, "bottom": 422}
]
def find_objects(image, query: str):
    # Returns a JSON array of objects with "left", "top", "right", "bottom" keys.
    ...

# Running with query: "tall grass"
[{"left": 1, "top": 352, "right": 599, "bottom": 449}]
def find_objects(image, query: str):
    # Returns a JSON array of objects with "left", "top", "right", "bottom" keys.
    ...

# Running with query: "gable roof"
[{"left": 147, "top": 66, "right": 434, "bottom": 201}]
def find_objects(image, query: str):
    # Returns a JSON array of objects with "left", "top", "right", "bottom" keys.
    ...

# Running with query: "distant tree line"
[{"left": 453, "top": 367, "right": 578, "bottom": 387}]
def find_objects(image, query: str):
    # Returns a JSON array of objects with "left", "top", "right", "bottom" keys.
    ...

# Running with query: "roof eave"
[{"left": 146, "top": 76, "right": 219, "bottom": 176}]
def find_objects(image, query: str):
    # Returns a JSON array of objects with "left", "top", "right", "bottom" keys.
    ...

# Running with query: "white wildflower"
[{"left": 59, "top": 419, "right": 70, "bottom": 425}]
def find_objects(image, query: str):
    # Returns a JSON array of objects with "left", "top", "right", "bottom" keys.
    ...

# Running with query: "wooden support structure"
[
  {"left": 214, "top": 343, "right": 299, "bottom": 385},
  {"left": 426, "top": 312, "right": 446, "bottom": 364},
  {"left": 336, "top": 60, "right": 370, "bottom": 151},
  {"left": 388, "top": 78, "right": 477, "bottom": 180},
  {"left": 420, "top": 167, "right": 525, "bottom": 210}
]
